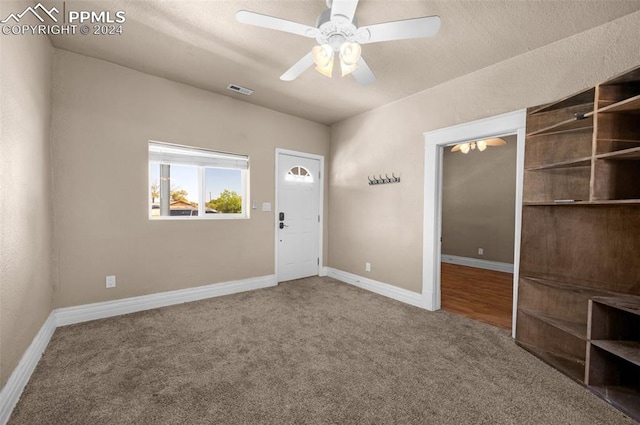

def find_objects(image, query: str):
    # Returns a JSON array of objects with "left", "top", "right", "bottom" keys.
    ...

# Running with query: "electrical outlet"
[
  {"left": 365, "top": 262, "right": 371, "bottom": 272},
  {"left": 106, "top": 275, "right": 116, "bottom": 288},
  {"left": 478, "top": 248, "right": 484, "bottom": 256}
]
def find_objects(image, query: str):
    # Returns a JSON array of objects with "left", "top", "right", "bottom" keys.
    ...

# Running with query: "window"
[
  {"left": 149, "top": 141, "right": 248, "bottom": 219},
  {"left": 286, "top": 166, "right": 313, "bottom": 183}
]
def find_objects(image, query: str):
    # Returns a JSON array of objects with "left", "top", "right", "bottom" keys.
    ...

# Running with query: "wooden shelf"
[
  {"left": 602, "top": 68, "right": 640, "bottom": 85},
  {"left": 526, "top": 157, "right": 591, "bottom": 171},
  {"left": 591, "top": 340, "right": 640, "bottom": 367},
  {"left": 588, "top": 199, "right": 640, "bottom": 205},
  {"left": 528, "top": 88, "right": 595, "bottom": 114},
  {"left": 526, "top": 115, "right": 593, "bottom": 137},
  {"left": 595, "top": 146, "right": 640, "bottom": 160},
  {"left": 517, "top": 341, "right": 585, "bottom": 382},
  {"left": 523, "top": 199, "right": 640, "bottom": 206},
  {"left": 521, "top": 277, "right": 620, "bottom": 297},
  {"left": 520, "top": 309, "right": 587, "bottom": 340},
  {"left": 598, "top": 94, "right": 640, "bottom": 114},
  {"left": 591, "top": 296, "right": 640, "bottom": 314},
  {"left": 524, "top": 201, "right": 588, "bottom": 206},
  {"left": 589, "top": 385, "right": 640, "bottom": 421},
  {"left": 596, "top": 138, "right": 640, "bottom": 144}
]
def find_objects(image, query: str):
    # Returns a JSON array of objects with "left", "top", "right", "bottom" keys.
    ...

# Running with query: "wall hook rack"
[{"left": 368, "top": 173, "right": 400, "bottom": 185}]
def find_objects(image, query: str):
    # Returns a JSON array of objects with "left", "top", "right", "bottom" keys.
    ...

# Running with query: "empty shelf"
[
  {"left": 520, "top": 309, "right": 587, "bottom": 340},
  {"left": 591, "top": 340, "right": 640, "bottom": 367}
]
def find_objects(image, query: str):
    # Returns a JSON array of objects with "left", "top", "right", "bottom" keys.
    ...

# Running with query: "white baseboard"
[
  {"left": 0, "top": 274, "right": 276, "bottom": 425},
  {"left": 0, "top": 312, "right": 56, "bottom": 425},
  {"left": 327, "top": 268, "right": 424, "bottom": 309},
  {"left": 55, "top": 275, "right": 276, "bottom": 326},
  {"left": 319, "top": 267, "right": 329, "bottom": 277},
  {"left": 440, "top": 255, "right": 513, "bottom": 274}
]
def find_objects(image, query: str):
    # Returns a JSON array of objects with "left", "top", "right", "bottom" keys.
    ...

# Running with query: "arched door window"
[{"left": 286, "top": 166, "right": 314, "bottom": 183}]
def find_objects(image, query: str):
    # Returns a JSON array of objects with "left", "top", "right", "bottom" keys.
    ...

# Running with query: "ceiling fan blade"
[
  {"left": 357, "top": 16, "right": 441, "bottom": 44},
  {"left": 483, "top": 137, "right": 508, "bottom": 146},
  {"left": 236, "top": 10, "right": 319, "bottom": 38},
  {"left": 280, "top": 52, "right": 314, "bottom": 81},
  {"left": 331, "top": 0, "right": 359, "bottom": 23},
  {"left": 352, "top": 57, "right": 376, "bottom": 86}
]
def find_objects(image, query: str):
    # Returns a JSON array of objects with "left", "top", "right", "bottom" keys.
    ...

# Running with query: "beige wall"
[
  {"left": 50, "top": 50, "right": 330, "bottom": 308},
  {"left": 329, "top": 11, "right": 640, "bottom": 293},
  {"left": 441, "top": 136, "right": 517, "bottom": 264},
  {"left": 0, "top": 3, "right": 54, "bottom": 388}
]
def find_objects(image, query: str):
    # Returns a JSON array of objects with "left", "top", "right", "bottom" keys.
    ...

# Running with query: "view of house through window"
[{"left": 149, "top": 141, "right": 248, "bottom": 218}]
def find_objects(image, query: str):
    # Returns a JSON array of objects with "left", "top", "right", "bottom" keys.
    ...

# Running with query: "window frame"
[{"left": 148, "top": 141, "right": 249, "bottom": 220}]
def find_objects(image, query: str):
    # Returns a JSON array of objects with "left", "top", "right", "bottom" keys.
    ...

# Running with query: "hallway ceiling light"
[{"left": 451, "top": 138, "right": 507, "bottom": 154}]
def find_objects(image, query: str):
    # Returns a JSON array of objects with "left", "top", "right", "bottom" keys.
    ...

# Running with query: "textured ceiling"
[{"left": 44, "top": 0, "right": 640, "bottom": 124}]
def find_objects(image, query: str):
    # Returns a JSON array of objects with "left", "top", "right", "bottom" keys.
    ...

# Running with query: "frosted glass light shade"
[
  {"left": 312, "top": 44, "right": 333, "bottom": 67},
  {"left": 340, "top": 60, "right": 358, "bottom": 77},
  {"left": 315, "top": 58, "right": 334, "bottom": 78},
  {"left": 339, "top": 42, "right": 361, "bottom": 65}
]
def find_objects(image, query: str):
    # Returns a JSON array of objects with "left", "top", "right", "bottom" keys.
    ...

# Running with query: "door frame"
[
  {"left": 422, "top": 110, "right": 526, "bottom": 337},
  {"left": 274, "top": 148, "right": 325, "bottom": 282}
]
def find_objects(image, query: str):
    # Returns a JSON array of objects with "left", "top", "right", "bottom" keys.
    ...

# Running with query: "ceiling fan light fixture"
[
  {"left": 451, "top": 137, "right": 507, "bottom": 154},
  {"left": 340, "top": 59, "right": 358, "bottom": 77},
  {"left": 339, "top": 41, "right": 361, "bottom": 65},
  {"left": 315, "top": 58, "right": 334, "bottom": 78},
  {"left": 312, "top": 44, "right": 333, "bottom": 68},
  {"left": 237, "top": 3, "right": 441, "bottom": 85}
]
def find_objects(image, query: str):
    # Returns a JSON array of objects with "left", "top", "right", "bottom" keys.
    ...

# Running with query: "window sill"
[{"left": 149, "top": 215, "right": 248, "bottom": 221}]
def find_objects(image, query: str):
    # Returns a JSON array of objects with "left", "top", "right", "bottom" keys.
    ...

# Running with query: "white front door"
[{"left": 277, "top": 152, "right": 321, "bottom": 282}]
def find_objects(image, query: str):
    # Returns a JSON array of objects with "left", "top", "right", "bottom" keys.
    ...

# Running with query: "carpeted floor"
[{"left": 8, "top": 277, "right": 634, "bottom": 424}]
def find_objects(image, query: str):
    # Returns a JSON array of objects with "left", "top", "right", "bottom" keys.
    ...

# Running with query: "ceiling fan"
[
  {"left": 451, "top": 138, "right": 507, "bottom": 154},
  {"left": 236, "top": 0, "right": 441, "bottom": 85}
]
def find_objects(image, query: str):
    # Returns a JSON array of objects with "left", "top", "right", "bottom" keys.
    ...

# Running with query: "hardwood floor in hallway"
[{"left": 440, "top": 262, "right": 513, "bottom": 330}]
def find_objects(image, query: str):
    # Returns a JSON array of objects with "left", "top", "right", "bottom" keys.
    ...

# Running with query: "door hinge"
[
  {"left": 318, "top": 215, "right": 320, "bottom": 223},
  {"left": 319, "top": 170, "right": 321, "bottom": 179},
  {"left": 317, "top": 258, "right": 320, "bottom": 265}
]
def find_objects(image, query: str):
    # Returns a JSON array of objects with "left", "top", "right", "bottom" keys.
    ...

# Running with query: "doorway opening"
[
  {"left": 440, "top": 135, "right": 517, "bottom": 330},
  {"left": 422, "top": 110, "right": 526, "bottom": 337}
]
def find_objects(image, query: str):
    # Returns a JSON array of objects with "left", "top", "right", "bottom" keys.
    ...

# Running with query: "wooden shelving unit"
[{"left": 517, "top": 66, "right": 640, "bottom": 421}]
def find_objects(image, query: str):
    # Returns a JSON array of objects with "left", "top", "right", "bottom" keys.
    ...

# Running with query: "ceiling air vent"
[{"left": 226, "top": 84, "right": 253, "bottom": 96}]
